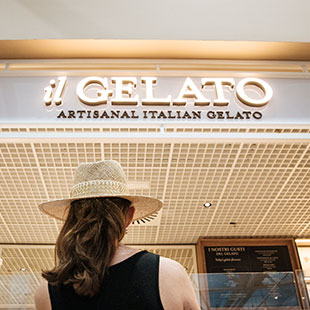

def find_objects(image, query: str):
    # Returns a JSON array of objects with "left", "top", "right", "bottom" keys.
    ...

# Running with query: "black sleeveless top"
[{"left": 48, "top": 251, "right": 164, "bottom": 310}]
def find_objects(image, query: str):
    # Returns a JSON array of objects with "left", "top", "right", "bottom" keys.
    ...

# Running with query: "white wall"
[{"left": 0, "top": 0, "right": 309, "bottom": 42}]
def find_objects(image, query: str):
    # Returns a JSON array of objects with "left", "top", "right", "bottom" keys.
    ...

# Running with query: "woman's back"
[
  {"left": 35, "top": 248, "right": 200, "bottom": 310},
  {"left": 48, "top": 251, "right": 163, "bottom": 310}
]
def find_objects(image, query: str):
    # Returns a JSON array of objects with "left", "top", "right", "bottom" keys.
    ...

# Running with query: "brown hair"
[{"left": 42, "top": 197, "right": 131, "bottom": 297}]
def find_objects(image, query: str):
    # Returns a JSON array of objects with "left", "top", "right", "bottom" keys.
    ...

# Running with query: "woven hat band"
[{"left": 71, "top": 180, "right": 129, "bottom": 199}]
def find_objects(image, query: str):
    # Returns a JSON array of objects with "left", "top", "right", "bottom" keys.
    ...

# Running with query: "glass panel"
[{"left": 191, "top": 271, "right": 310, "bottom": 310}]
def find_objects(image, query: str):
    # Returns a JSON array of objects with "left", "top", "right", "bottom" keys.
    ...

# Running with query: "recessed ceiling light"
[
  {"left": 295, "top": 239, "right": 310, "bottom": 244},
  {"left": 20, "top": 267, "right": 26, "bottom": 272},
  {"left": 203, "top": 202, "right": 212, "bottom": 208},
  {"left": 127, "top": 181, "right": 150, "bottom": 190}
]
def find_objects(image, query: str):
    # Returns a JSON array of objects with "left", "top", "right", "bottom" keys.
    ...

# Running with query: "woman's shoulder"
[
  {"left": 159, "top": 256, "right": 190, "bottom": 286},
  {"left": 34, "top": 281, "right": 52, "bottom": 310},
  {"left": 160, "top": 256, "right": 185, "bottom": 270},
  {"left": 159, "top": 257, "right": 200, "bottom": 310}
]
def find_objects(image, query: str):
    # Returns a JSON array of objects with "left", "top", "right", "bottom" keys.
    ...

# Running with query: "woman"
[{"left": 35, "top": 160, "right": 200, "bottom": 310}]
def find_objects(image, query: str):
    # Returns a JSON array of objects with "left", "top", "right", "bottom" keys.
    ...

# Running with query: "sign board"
[
  {"left": 204, "top": 245, "right": 293, "bottom": 273},
  {"left": 196, "top": 238, "right": 303, "bottom": 309},
  {"left": 0, "top": 76, "right": 309, "bottom": 124}
]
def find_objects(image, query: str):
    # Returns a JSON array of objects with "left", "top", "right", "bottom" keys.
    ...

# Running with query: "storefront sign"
[
  {"left": 44, "top": 76, "right": 271, "bottom": 121},
  {"left": 0, "top": 76, "right": 309, "bottom": 124}
]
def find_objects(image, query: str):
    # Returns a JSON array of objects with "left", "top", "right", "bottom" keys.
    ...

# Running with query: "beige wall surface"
[{"left": 0, "top": 0, "right": 309, "bottom": 42}]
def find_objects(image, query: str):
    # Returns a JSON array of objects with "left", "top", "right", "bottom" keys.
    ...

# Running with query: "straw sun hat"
[{"left": 39, "top": 160, "right": 163, "bottom": 221}]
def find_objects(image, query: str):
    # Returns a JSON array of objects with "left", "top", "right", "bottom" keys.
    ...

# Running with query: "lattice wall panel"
[
  {"left": 0, "top": 273, "right": 38, "bottom": 304},
  {"left": 263, "top": 200, "right": 310, "bottom": 225},
  {"left": 1, "top": 248, "right": 30, "bottom": 276},
  {"left": 0, "top": 279, "right": 20, "bottom": 305},
  {"left": 0, "top": 143, "right": 37, "bottom": 168},
  {"left": 160, "top": 200, "right": 219, "bottom": 226},
  {"left": 0, "top": 224, "right": 15, "bottom": 243},
  {"left": 0, "top": 199, "right": 55, "bottom": 226},
  {"left": 102, "top": 143, "right": 171, "bottom": 168},
  {"left": 156, "top": 225, "right": 209, "bottom": 244},
  {"left": 19, "top": 248, "right": 55, "bottom": 273},
  {"left": 255, "top": 224, "right": 307, "bottom": 236},
  {"left": 298, "top": 146, "right": 310, "bottom": 168},
  {"left": 170, "top": 143, "right": 240, "bottom": 168},
  {"left": 164, "top": 168, "right": 230, "bottom": 201},
  {"left": 223, "top": 168, "right": 292, "bottom": 200},
  {"left": 0, "top": 168, "right": 47, "bottom": 200},
  {"left": 280, "top": 169, "right": 310, "bottom": 199},
  {"left": 205, "top": 224, "right": 259, "bottom": 236},
  {"left": 124, "top": 226, "right": 159, "bottom": 244},
  {"left": 209, "top": 199, "right": 273, "bottom": 226},
  {"left": 41, "top": 168, "right": 75, "bottom": 200},
  {"left": 34, "top": 143, "right": 102, "bottom": 167},
  {"left": 235, "top": 144, "right": 308, "bottom": 169},
  {"left": 7, "top": 224, "right": 58, "bottom": 244}
]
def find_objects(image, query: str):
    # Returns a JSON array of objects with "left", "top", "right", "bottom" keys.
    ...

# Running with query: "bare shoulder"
[
  {"left": 159, "top": 257, "right": 190, "bottom": 282},
  {"left": 34, "top": 280, "right": 51, "bottom": 310},
  {"left": 160, "top": 256, "right": 183, "bottom": 270},
  {"left": 159, "top": 257, "right": 200, "bottom": 310}
]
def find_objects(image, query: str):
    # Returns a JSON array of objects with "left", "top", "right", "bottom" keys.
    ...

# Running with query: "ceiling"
[
  {"left": 0, "top": 59, "right": 310, "bottom": 309},
  {"left": 1, "top": 135, "right": 310, "bottom": 246}
]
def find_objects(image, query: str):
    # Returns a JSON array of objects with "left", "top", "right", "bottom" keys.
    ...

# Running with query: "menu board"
[
  {"left": 196, "top": 239, "right": 302, "bottom": 310},
  {"left": 204, "top": 245, "right": 293, "bottom": 273}
]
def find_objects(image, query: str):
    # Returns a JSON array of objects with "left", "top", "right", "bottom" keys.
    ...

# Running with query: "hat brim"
[{"left": 39, "top": 195, "right": 163, "bottom": 222}]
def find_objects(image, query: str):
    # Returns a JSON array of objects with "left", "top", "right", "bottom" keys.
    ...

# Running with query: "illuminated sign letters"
[
  {"left": 44, "top": 76, "right": 273, "bottom": 121},
  {"left": 56, "top": 76, "right": 272, "bottom": 108}
]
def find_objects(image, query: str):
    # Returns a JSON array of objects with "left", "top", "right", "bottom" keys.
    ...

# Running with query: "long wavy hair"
[{"left": 42, "top": 197, "right": 131, "bottom": 297}]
